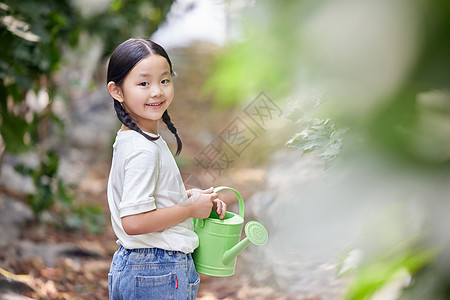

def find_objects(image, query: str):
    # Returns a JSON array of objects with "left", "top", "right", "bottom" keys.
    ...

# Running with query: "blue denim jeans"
[{"left": 108, "top": 246, "right": 200, "bottom": 300}]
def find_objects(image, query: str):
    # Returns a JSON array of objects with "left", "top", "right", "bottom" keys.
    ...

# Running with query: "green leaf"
[
  {"left": 345, "top": 247, "right": 437, "bottom": 300},
  {"left": 13, "top": 164, "right": 32, "bottom": 176},
  {"left": 56, "top": 180, "right": 75, "bottom": 206},
  {"left": 110, "top": 0, "right": 123, "bottom": 12},
  {"left": 0, "top": 110, "right": 36, "bottom": 153},
  {"left": 286, "top": 119, "right": 348, "bottom": 161}
]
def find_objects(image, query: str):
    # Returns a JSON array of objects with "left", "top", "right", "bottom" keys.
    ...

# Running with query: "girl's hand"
[
  {"left": 213, "top": 198, "right": 227, "bottom": 219},
  {"left": 186, "top": 187, "right": 214, "bottom": 198},
  {"left": 186, "top": 187, "right": 218, "bottom": 219},
  {"left": 197, "top": 187, "right": 227, "bottom": 219}
]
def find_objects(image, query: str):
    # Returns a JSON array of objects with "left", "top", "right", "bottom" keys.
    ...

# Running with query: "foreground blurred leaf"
[
  {"left": 287, "top": 119, "right": 348, "bottom": 161},
  {"left": 345, "top": 247, "right": 437, "bottom": 300}
]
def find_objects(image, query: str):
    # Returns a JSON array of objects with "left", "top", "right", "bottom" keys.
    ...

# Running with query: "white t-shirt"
[{"left": 107, "top": 130, "right": 198, "bottom": 253}]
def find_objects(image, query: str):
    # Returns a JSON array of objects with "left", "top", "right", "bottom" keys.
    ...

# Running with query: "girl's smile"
[{"left": 146, "top": 101, "right": 165, "bottom": 109}]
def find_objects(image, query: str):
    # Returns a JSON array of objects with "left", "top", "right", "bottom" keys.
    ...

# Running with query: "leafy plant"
[
  {"left": 14, "top": 151, "right": 104, "bottom": 233},
  {"left": 65, "top": 203, "right": 105, "bottom": 235},
  {"left": 0, "top": 0, "right": 79, "bottom": 154},
  {"left": 84, "top": 0, "right": 173, "bottom": 58},
  {"left": 345, "top": 246, "right": 437, "bottom": 300},
  {"left": 286, "top": 118, "right": 348, "bottom": 162},
  {"left": 0, "top": 0, "right": 174, "bottom": 232}
]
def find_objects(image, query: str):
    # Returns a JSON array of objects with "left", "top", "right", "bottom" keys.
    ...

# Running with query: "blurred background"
[{"left": 1, "top": 0, "right": 449, "bottom": 299}]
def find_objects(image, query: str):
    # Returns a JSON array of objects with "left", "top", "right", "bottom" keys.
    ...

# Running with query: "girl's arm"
[{"left": 121, "top": 187, "right": 225, "bottom": 235}]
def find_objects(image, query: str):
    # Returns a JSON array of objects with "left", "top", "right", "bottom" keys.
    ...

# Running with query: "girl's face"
[{"left": 109, "top": 54, "right": 174, "bottom": 134}]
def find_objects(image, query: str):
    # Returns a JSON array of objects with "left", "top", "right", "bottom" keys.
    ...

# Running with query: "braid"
[
  {"left": 162, "top": 110, "right": 182, "bottom": 156},
  {"left": 113, "top": 99, "right": 158, "bottom": 142}
]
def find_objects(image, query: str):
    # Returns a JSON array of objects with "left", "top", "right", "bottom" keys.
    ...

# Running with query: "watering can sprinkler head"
[{"left": 245, "top": 221, "right": 269, "bottom": 246}]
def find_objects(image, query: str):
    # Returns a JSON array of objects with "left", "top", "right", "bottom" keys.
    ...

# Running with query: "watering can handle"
[{"left": 213, "top": 186, "right": 245, "bottom": 219}]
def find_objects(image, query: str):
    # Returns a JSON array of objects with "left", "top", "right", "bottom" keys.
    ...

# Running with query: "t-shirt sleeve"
[{"left": 119, "top": 149, "right": 160, "bottom": 218}]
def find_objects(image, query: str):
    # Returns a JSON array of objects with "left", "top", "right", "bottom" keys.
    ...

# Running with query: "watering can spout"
[
  {"left": 222, "top": 237, "right": 251, "bottom": 265},
  {"left": 222, "top": 221, "right": 268, "bottom": 265}
]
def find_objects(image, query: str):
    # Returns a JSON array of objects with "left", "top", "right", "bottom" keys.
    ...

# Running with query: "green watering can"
[{"left": 193, "top": 186, "right": 268, "bottom": 277}]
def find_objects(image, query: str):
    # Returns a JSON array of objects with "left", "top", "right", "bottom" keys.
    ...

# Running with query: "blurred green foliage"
[
  {"left": 14, "top": 151, "right": 61, "bottom": 214},
  {"left": 287, "top": 118, "right": 348, "bottom": 162},
  {"left": 206, "top": 0, "right": 450, "bottom": 166},
  {"left": 207, "top": 0, "right": 450, "bottom": 298},
  {"left": 204, "top": 0, "right": 311, "bottom": 107},
  {"left": 0, "top": 0, "right": 173, "bottom": 232},
  {"left": 345, "top": 241, "right": 436, "bottom": 300},
  {"left": 0, "top": 0, "right": 79, "bottom": 153},
  {"left": 14, "top": 151, "right": 105, "bottom": 233},
  {"left": 85, "top": 0, "right": 173, "bottom": 57}
]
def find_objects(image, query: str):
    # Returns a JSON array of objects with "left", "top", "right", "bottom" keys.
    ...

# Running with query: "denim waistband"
[{"left": 118, "top": 245, "right": 191, "bottom": 258}]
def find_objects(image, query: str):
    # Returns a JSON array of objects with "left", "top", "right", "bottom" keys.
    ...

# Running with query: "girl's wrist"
[{"left": 177, "top": 199, "right": 195, "bottom": 219}]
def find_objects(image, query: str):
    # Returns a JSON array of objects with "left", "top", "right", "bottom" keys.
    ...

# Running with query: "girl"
[{"left": 106, "top": 38, "right": 226, "bottom": 299}]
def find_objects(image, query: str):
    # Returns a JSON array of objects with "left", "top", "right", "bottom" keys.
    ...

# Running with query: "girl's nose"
[{"left": 150, "top": 85, "right": 162, "bottom": 97}]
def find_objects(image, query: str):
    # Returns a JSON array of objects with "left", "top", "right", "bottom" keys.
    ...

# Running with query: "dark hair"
[{"left": 107, "top": 38, "right": 182, "bottom": 155}]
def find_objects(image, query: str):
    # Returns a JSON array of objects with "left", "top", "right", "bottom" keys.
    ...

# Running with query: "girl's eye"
[
  {"left": 139, "top": 82, "right": 149, "bottom": 87},
  {"left": 161, "top": 79, "right": 170, "bottom": 84}
]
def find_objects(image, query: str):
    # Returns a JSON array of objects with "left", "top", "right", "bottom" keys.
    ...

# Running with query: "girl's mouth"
[{"left": 146, "top": 101, "right": 164, "bottom": 109}]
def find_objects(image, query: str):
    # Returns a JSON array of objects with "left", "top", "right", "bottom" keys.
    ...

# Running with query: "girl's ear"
[{"left": 107, "top": 81, "right": 124, "bottom": 103}]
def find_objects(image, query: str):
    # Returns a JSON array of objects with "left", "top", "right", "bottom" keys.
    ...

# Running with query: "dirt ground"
[{"left": 0, "top": 148, "right": 288, "bottom": 300}]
